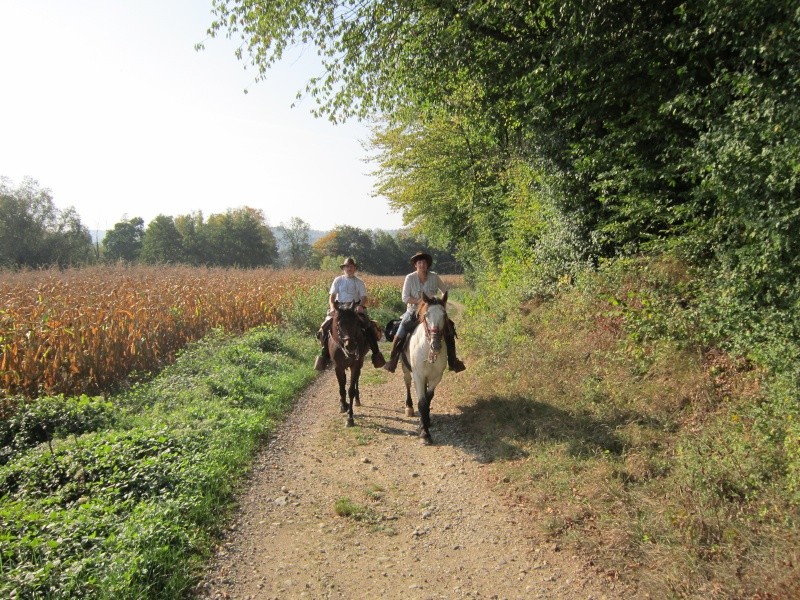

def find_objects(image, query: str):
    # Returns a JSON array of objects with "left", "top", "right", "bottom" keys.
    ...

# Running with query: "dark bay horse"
[
  {"left": 327, "top": 301, "right": 368, "bottom": 427},
  {"left": 401, "top": 292, "right": 449, "bottom": 445}
]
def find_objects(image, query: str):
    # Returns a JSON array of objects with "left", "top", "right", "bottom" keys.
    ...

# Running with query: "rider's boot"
[
  {"left": 365, "top": 324, "right": 386, "bottom": 368},
  {"left": 314, "top": 329, "right": 330, "bottom": 371},
  {"left": 383, "top": 332, "right": 405, "bottom": 373},
  {"left": 444, "top": 324, "right": 466, "bottom": 373}
]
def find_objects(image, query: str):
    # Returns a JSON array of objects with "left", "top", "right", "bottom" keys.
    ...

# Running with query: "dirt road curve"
[{"left": 195, "top": 365, "right": 633, "bottom": 600}]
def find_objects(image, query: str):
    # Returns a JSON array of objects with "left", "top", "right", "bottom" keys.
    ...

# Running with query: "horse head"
[
  {"left": 418, "top": 292, "right": 448, "bottom": 358},
  {"left": 332, "top": 301, "right": 363, "bottom": 358}
]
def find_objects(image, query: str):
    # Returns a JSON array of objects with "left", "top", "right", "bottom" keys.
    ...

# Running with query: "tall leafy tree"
[
  {"left": 371, "top": 230, "right": 406, "bottom": 275},
  {"left": 276, "top": 217, "right": 312, "bottom": 268},
  {"left": 202, "top": 207, "right": 278, "bottom": 268},
  {"left": 174, "top": 212, "right": 206, "bottom": 265},
  {"left": 311, "top": 225, "right": 375, "bottom": 271},
  {"left": 102, "top": 217, "right": 144, "bottom": 263},
  {"left": 0, "top": 177, "right": 93, "bottom": 268},
  {"left": 141, "top": 215, "right": 185, "bottom": 264},
  {"left": 47, "top": 206, "right": 95, "bottom": 267},
  {"left": 371, "top": 104, "right": 511, "bottom": 273}
]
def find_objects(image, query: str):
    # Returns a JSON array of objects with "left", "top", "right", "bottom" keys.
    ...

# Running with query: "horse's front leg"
[
  {"left": 353, "top": 369, "right": 361, "bottom": 407},
  {"left": 402, "top": 366, "right": 414, "bottom": 417},
  {"left": 335, "top": 367, "right": 348, "bottom": 414},
  {"left": 415, "top": 378, "right": 433, "bottom": 445},
  {"left": 346, "top": 366, "right": 360, "bottom": 427}
]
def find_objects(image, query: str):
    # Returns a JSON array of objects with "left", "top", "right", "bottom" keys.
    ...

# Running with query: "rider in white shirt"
[
  {"left": 315, "top": 257, "right": 386, "bottom": 370},
  {"left": 383, "top": 251, "right": 466, "bottom": 373}
]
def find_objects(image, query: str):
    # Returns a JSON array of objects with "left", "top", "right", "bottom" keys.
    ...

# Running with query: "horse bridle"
[
  {"left": 331, "top": 306, "right": 363, "bottom": 362},
  {"left": 418, "top": 303, "right": 444, "bottom": 363}
]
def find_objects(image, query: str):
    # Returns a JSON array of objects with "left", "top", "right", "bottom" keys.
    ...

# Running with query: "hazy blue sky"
[{"left": 0, "top": 0, "right": 405, "bottom": 231}]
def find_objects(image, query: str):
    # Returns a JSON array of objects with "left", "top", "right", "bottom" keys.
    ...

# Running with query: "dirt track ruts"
[{"left": 194, "top": 352, "right": 634, "bottom": 600}]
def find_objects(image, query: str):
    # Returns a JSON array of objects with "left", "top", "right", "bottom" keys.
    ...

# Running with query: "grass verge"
[
  {"left": 457, "top": 256, "right": 800, "bottom": 599},
  {"left": 0, "top": 325, "right": 318, "bottom": 599}
]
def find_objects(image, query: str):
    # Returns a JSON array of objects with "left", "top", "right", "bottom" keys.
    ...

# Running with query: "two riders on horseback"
[{"left": 315, "top": 252, "right": 465, "bottom": 374}]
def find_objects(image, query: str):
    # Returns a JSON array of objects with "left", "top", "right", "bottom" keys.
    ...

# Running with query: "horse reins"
[
  {"left": 418, "top": 303, "right": 444, "bottom": 363},
  {"left": 331, "top": 310, "right": 362, "bottom": 362}
]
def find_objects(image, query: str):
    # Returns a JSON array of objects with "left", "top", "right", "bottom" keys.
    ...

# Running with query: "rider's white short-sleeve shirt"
[{"left": 330, "top": 274, "right": 367, "bottom": 304}]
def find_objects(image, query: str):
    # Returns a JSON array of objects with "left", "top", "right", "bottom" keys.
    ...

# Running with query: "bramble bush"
[{"left": 0, "top": 394, "right": 114, "bottom": 466}]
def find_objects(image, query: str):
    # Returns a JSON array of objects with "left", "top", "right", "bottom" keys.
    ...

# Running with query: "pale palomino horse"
[
  {"left": 401, "top": 292, "right": 449, "bottom": 445},
  {"left": 327, "top": 301, "right": 367, "bottom": 427}
]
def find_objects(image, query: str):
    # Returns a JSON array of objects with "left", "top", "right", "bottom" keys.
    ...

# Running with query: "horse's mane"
[
  {"left": 329, "top": 302, "right": 367, "bottom": 366},
  {"left": 421, "top": 297, "right": 445, "bottom": 306},
  {"left": 417, "top": 292, "right": 448, "bottom": 319},
  {"left": 333, "top": 304, "right": 360, "bottom": 328}
]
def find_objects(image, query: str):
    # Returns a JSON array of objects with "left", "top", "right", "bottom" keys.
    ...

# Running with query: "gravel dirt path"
[{"left": 195, "top": 342, "right": 635, "bottom": 600}]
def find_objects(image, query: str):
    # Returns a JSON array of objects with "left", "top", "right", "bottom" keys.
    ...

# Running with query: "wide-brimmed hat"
[
  {"left": 340, "top": 257, "right": 359, "bottom": 269},
  {"left": 409, "top": 251, "right": 433, "bottom": 268}
]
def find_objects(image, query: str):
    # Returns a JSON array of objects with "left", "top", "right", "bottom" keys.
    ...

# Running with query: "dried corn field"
[{"left": 0, "top": 265, "right": 332, "bottom": 399}]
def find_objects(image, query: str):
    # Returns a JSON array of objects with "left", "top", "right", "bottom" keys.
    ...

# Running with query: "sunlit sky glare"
[{"left": 0, "top": 0, "right": 405, "bottom": 232}]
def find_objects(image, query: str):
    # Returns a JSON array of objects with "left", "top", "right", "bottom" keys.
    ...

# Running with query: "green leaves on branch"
[{"left": 211, "top": 0, "right": 800, "bottom": 368}]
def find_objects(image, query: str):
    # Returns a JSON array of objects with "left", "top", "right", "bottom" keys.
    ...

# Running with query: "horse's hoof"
[
  {"left": 354, "top": 399, "right": 361, "bottom": 407},
  {"left": 419, "top": 433, "right": 433, "bottom": 446},
  {"left": 346, "top": 417, "right": 355, "bottom": 427},
  {"left": 340, "top": 404, "right": 348, "bottom": 414},
  {"left": 405, "top": 407, "right": 415, "bottom": 417}
]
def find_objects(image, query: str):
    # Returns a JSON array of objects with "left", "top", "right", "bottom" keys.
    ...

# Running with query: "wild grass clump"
[
  {"left": 0, "top": 324, "right": 318, "bottom": 599},
  {"left": 333, "top": 495, "right": 382, "bottom": 526},
  {"left": 459, "top": 253, "right": 800, "bottom": 598}
]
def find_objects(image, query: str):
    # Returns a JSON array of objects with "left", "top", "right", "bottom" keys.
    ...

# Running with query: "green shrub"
[
  {"left": 0, "top": 395, "right": 115, "bottom": 466},
  {"left": 277, "top": 284, "right": 330, "bottom": 334}
]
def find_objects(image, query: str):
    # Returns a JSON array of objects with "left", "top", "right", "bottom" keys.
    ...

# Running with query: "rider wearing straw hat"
[
  {"left": 315, "top": 257, "right": 386, "bottom": 370},
  {"left": 383, "top": 251, "right": 466, "bottom": 373}
]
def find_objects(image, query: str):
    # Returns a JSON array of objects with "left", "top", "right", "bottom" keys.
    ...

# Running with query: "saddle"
[{"left": 384, "top": 316, "right": 458, "bottom": 343}]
